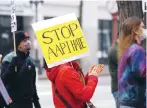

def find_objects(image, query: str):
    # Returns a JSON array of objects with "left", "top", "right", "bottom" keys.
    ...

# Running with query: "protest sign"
[
  {"left": 0, "top": 79, "right": 12, "bottom": 105},
  {"left": 0, "top": 54, "right": 12, "bottom": 105},
  {"left": 32, "top": 13, "right": 89, "bottom": 68},
  {"left": 11, "top": 0, "right": 17, "bottom": 32}
]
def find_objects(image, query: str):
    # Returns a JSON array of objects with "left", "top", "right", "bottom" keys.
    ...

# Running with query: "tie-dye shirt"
[{"left": 118, "top": 43, "right": 146, "bottom": 108}]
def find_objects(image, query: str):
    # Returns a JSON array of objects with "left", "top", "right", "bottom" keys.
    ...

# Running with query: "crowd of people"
[{"left": 0, "top": 16, "right": 146, "bottom": 108}]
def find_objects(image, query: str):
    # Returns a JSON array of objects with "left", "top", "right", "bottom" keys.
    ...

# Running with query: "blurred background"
[{"left": 0, "top": 0, "right": 146, "bottom": 108}]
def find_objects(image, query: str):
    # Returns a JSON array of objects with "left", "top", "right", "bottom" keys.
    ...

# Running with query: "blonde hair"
[{"left": 118, "top": 17, "right": 141, "bottom": 60}]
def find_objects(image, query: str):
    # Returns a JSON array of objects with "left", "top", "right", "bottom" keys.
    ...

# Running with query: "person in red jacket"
[{"left": 44, "top": 60, "right": 104, "bottom": 108}]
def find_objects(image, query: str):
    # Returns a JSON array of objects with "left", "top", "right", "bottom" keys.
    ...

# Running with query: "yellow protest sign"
[{"left": 32, "top": 13, "right": 89, "bottom": 68}]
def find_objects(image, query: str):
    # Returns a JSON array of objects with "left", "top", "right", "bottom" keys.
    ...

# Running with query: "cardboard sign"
[
  {"left": 32, "top": 13, "right": 89, "bottom": 68},
  {"left": 0, "top": 78, "right": 12, "bottom": 105},
  {"left": 11, "top": 0, "right": 17, "bottom": 32}
]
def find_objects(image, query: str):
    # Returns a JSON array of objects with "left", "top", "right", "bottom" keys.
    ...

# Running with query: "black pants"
[{"left": 7, "top": 100, "right": 33, "bottom": 108}]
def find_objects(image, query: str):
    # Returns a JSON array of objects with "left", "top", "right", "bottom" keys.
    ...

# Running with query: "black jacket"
[
  {"left": 1, "top": 50, "right": 41, "bottom": 108},
  {"left": 108, "top": 41, "right": 118, "bottom": 93}
]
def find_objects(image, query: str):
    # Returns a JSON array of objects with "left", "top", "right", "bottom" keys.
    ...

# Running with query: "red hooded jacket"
[{"left": 46, "top": 61, "right": 98, "bottom": 108}]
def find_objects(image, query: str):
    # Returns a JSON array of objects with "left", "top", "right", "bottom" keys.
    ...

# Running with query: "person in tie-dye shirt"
[{"left": 118, "top": 17, "right": 146, "bottom": 108}]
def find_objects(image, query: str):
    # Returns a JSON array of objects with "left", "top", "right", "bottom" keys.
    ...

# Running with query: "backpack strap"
[
  {"left": 54, "top": 64, "right": 96, "bottom": 108},
  {"left": 54, "top": 84, "right": 72, "bottom": 108},
  {"left": 54, "top": 66, "right": 72, "bottom": 108}
]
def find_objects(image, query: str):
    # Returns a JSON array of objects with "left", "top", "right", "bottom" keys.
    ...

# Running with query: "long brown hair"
[{"left": 118, "top": 17, "right": 141, "bottom": 60}]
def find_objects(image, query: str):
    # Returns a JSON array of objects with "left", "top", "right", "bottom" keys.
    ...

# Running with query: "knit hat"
[{"left": 15, "top": 31, "right": 30, "bottom": 47}]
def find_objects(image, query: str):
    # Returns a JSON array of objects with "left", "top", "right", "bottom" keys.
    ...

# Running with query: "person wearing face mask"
[
  {"left": 141, "top": 28, "right": 147, "bottom": 52},
  {"left": 118, "top": 17, "right": 146, "bottom": 108},
  {"left": 0, "top": 31, "right": 41, "bottom": 108}
]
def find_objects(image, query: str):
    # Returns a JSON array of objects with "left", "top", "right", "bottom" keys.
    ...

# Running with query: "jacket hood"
[{"left": 46, "top": 61, "right": 81, "bottom": 83}]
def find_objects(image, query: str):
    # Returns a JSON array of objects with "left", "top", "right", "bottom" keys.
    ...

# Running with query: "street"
[{"left": 37, "top": 76, "right": 115, "bottom": 108}]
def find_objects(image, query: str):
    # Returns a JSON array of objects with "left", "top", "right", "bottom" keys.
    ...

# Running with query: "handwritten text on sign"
[
  {"left": 32, "top": 13, "right": 89, "bottom": 68},
  {"left": 11, "top": 0, "right": 17, "bottom": 32}
]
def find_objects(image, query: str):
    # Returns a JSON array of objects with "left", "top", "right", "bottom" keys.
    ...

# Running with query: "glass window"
[
  {"left": 0, "top": 15, "right": 23, "bottom": 58},
  {"left": 0, "top": 16, "right": 11, "bottom": 27},
  {"left": 98, "top": 20, "right": 112, "bottom": 64}
]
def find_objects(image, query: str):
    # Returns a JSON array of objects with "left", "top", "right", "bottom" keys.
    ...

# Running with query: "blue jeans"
[
  {"left": 112, "top": 91, "right": 119, "bottom": 108},
  {"left": 120, "top": 106, "right": 135, "bottom": 108}
]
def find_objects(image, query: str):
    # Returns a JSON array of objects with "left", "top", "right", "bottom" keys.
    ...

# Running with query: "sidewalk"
[
  {"left": 91, "top": 75, "right": 115, "bottom": 108},
  {"left": 38, "top": 69, "right": 47, "bottom": 80},
  {"left": 38, "top": 75, "right": 115, "bottom": 108}
]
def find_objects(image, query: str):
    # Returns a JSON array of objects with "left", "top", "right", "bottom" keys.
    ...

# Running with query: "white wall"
[
  {"left": 41, "top": 1, "right": 79, "bottom": 17},
  {"left": 81, "top": 1, "right": 99, "bottom": 72},
  {"left": 80, "top": 1, "right": 115, "bottom": 73}
]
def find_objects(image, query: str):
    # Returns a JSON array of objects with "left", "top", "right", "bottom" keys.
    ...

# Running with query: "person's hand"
[
  {"left": 8, "top": 98, "right": 13, "bottom": 104},
  {"left": 0, "top": 54, "right": 2, "bottom": 62},
  {"left": 88, "top": 65, "right": 96, "bottom": 73},
  {"left": 88, "top": 64, "right": 104, "bottom": 77}
]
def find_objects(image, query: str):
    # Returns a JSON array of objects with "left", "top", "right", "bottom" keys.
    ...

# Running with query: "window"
[
  {"left": 98, "top": 20, "right": 112, "bottom": 64},
  {"left": 0, "top": 15, "right": 23, "bottom": 58}
]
